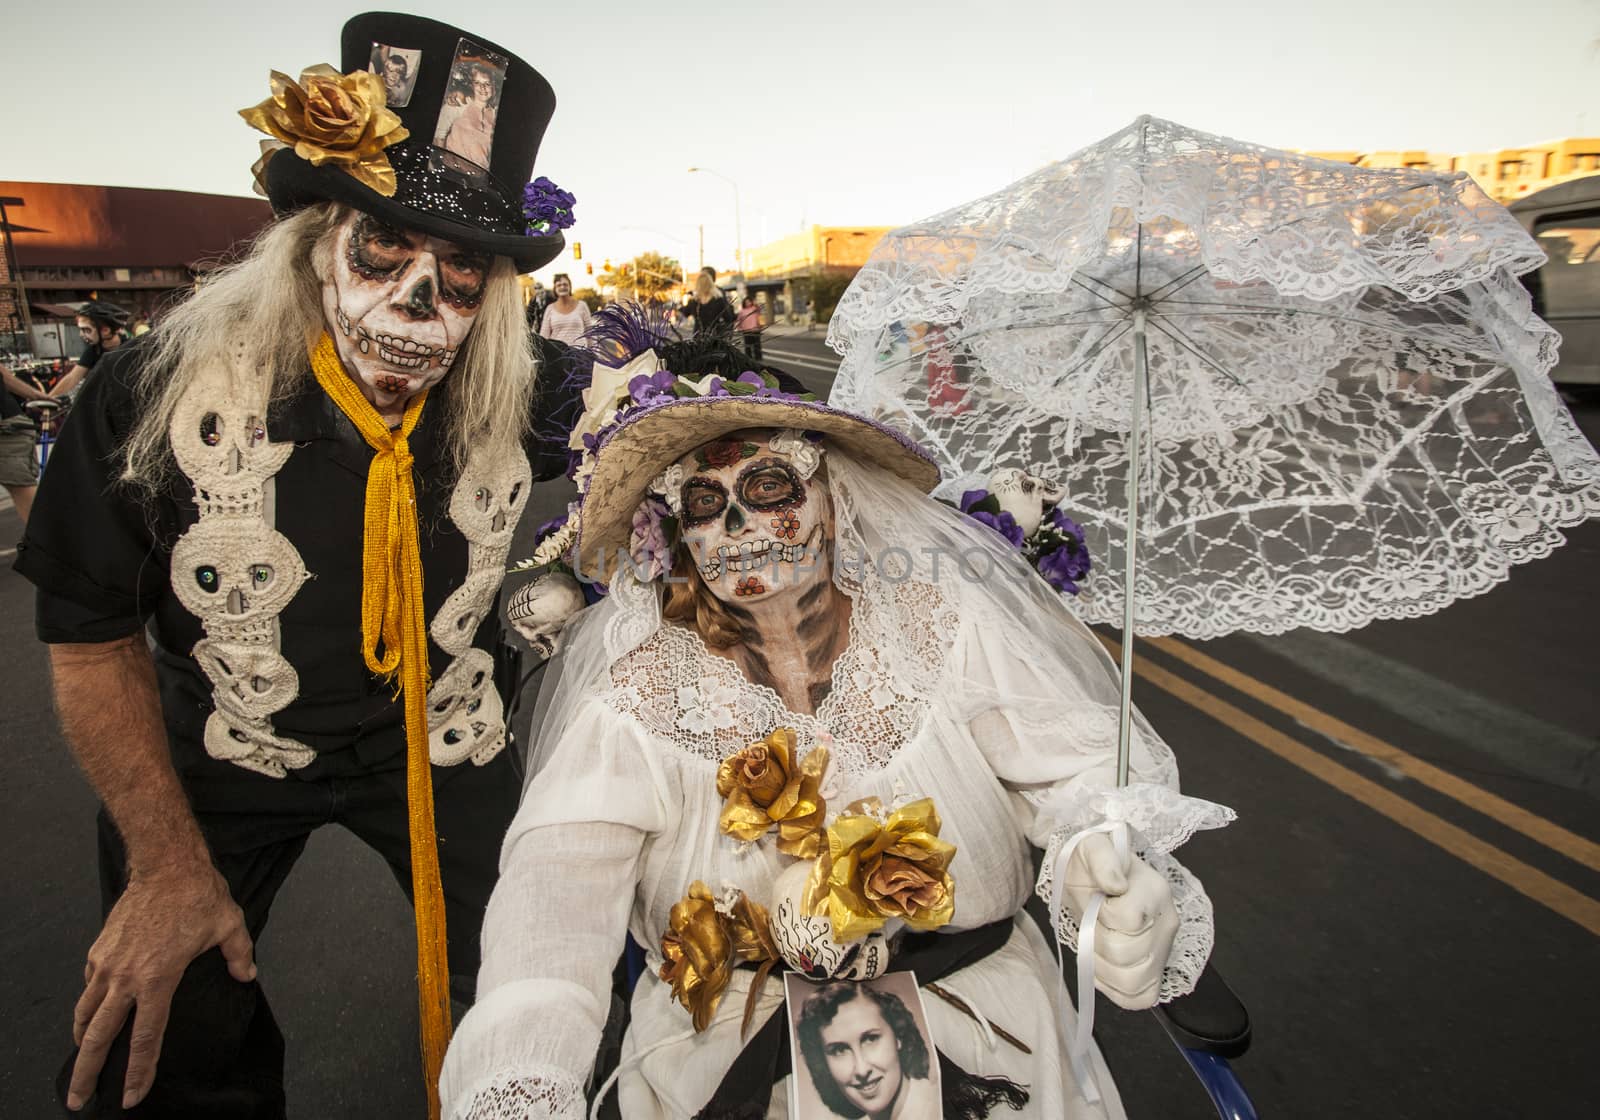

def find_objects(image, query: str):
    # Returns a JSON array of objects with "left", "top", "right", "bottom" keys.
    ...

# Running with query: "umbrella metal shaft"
[{"left": 1117, "top": 308, "right": 1148, "bottom": 786}]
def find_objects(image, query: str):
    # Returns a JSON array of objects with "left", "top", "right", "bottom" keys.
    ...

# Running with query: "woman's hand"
[{"left": 1059, "top": 831, "right": 1178, "bottom": 1009}]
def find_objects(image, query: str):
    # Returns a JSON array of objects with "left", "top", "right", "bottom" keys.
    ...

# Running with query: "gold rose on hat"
[
  {"left": 240, "top": 65, "right": 409, "bottom": 197},
  {"left": 803, "top": 797, "right": 956, "bottom": 943},
  {"left": 716, "top": 728, "right": 829, "bottom": 858}
]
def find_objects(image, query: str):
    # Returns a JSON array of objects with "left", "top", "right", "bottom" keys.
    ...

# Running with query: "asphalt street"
[{"left": 2, "top": 329, "right": 1596, "bottom": 1118}]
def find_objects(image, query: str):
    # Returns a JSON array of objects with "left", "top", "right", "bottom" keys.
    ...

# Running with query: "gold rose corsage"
[
  {"left": 660, "top": 881, "right": 780, "bottom": 1035},
  {"left": 803, "top": 797, "right": 956, "bottom": 943},
  {"left": 716, "top": 728, "right": 829, "bottom": 858},
  {"left": 239, "top": 65, "right": 409, "bottom": 197}
]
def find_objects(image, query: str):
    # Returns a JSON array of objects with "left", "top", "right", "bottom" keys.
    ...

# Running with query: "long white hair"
[{"left": 124, "top": 201, "right": 534, "bottom": 487}]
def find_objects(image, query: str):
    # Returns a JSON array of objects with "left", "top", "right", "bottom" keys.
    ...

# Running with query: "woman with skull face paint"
[
  {"left": 440, "top": 320, "right": 1236, "bottom": 1119},
  {"left": 13, "top": 15, "right": 594, "bottom": 1120}
]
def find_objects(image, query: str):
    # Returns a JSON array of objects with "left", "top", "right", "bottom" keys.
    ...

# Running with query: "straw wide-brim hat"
[{"left": 575, "top": 396, "right": 940, "bottom": 575}]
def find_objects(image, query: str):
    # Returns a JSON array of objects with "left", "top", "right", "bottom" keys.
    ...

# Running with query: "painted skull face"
[
  {"left": 771, "top": 862, "right": 891, "bottom": 981},
  {"left": 321, "top": 210, "right": 491, "bottom": 409},
  {"left": 674, "top": 429, "right": 830, "bottom": 603}
]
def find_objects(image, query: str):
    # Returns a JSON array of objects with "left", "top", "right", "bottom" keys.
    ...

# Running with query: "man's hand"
[
  {"left": 1061, "top": 831, "right": 1178, "bottom": 1010},
  {"left": 67, "top": 861, "right": 255, "bottom": 1111}
]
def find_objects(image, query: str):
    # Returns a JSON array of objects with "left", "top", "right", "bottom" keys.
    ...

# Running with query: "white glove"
[{"left": 1060, "top": 831, "right": 1178, "bottom": 1009}]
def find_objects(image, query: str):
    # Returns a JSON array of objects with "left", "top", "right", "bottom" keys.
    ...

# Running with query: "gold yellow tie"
[{"left": 309, "top": 331, "right": 451, "bottom": 1120}]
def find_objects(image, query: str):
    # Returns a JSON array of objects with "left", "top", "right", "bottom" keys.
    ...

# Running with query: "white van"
[{"left": 1511, "top": 178, "right": 1600, "bottom": 385}]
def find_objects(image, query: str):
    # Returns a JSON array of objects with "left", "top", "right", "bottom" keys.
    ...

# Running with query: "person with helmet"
[{"left": 48, "top": 300, "right": 130, "bottom": 399}]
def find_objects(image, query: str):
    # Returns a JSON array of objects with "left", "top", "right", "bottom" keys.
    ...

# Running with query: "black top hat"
[{"left": 261, "top": 12, "right": 566, "bottom": 273}]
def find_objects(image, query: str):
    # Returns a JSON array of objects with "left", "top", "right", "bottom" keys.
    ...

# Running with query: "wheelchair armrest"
[{"left": 1154, "top": 959, "right": 1251, "bottom": 1059}]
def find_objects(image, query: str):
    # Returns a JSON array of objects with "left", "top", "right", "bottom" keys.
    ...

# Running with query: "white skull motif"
[
  {"left": 193, "top": 638, "right": 299, "bottom": 722},
  {"left": 321, "top": 210, "right": 489, "bottom": 412},
  {"left": 202, "top": 709, "right": 315, "bottom": 778},
  {"left": 770, "top": 861, "right": 892, "bottom": 982},
  {"left": 426, "top": 649, "right": 506, "bottom": 766},
  {"left": 506, "top": 571, "right": 585, "bottom": 659},
  {"left": 169, "top": 384, "right": 292, "bottom": 506},
  {"left": 450, "top": 454, "right": 533, "bottom": 550},
  {"left": 987, "top": 468, "right": 1068, "bottom": 538},
  {"left": 171, "top": 519, "right": 309, "bottom": 638},
  {"left": 673, "top": 429, "right": 832, "bottom": 602},
  {"left": 431, "top": 568, "right": 506, "bottom": 657}
]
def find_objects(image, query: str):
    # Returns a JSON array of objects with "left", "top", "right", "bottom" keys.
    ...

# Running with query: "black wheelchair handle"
[{"left": 1153, "top": 958, "right": 1252, "bottom": 1059}]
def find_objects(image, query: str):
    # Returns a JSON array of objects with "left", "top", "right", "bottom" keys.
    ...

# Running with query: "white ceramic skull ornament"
[
  {"left": 321, "top": 210, "right": 490, "bottom": 412},
  {"left": 770, "top": 860, "right": 892, "bottom": 981},
  {"left": 987, "top": 468, "right": 1068, "bottom": 537},
  {"left": 507, "top": 571, "right": 585, "bottom": 659}
]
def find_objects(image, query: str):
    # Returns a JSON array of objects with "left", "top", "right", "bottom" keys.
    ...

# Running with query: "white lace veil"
[{"left": 525, "top": 442, "right": 1177, "bottom": 791}]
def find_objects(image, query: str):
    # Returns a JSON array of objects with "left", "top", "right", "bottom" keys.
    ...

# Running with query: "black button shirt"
[{"left": 15, "top": 334, "right": 589, "bottom": 773}]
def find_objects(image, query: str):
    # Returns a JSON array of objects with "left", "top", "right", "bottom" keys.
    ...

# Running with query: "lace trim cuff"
[
  {"left": 447, "top": 1065, "right": 586, "bottom": 1120},
  {"left": 1034, "top": 783, "right": 1235, "bottom": 1000}
]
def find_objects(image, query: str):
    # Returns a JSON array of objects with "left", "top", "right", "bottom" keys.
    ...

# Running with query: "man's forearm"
[
  {"left": 50, "top": 637, "right": 211, "bottom": 876},
  {"left": 52, "top": 365, "right": 88, "bottom": 397},
  {"left": 1, "top": 366, "right": 47, "bottom": 401}
]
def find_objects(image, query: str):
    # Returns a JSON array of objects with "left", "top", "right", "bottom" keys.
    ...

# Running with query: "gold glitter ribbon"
[{"left": 309, "top": 332, "right": 449, "bottom": 1120}]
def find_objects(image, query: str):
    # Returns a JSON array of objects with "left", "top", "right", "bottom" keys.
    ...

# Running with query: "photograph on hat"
[
  {"left": 786, "top": 972, "right": 942, "bottom": 1120},
  {"left": 369, "top": 42, "right": 421, "bottom": 108},
  {"left": 432, "top": 38, "right": 507, "bottom": 174}
]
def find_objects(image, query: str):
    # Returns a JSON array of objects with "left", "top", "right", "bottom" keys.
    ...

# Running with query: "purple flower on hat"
[
  {"left": 628, "top": 496, "right": 674, "bottom": 581},
  {"left": 958, "top": 489, "right": 992, "bottom": 514},
  {"left": 534, "top": 510, "right": 570, "bottom": 541},
  {"left": 522, "top": 176, "right": 577, "bottom": 234},
  {"left": 629, "top": 368, "right": 678, "bottom": 406}
]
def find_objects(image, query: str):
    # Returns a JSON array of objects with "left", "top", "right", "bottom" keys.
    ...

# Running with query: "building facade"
[
  {"left": 0, "top": 181, "right": 272, "bottom": 356},
  {"left": 1303, "top": 138, "right": 1600, "bottom": 204}
]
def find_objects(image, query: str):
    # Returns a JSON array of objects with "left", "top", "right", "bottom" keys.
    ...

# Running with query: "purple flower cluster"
[
  {"left": 521, "top": 176, "right": 577, "bottom": 234},
  {"left": 629, "top": 496, "right": 674, "bottom": 581},
  {"left": 629, "top": 368, "right": 678, "bottom": 406},
  {"left": 1033, "top": 509, "right": 1092, "bottom": 594},
  {"left": 959, "top": 488, "right": 1025, "bottom": 548}
]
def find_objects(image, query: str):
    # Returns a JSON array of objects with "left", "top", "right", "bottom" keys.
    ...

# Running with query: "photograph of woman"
[
  {"left": 792, "top": 977, "right": 940, "bottom": 1120},
  {"left": 433, "top": 44, "right": 505, "bottom": 170}
]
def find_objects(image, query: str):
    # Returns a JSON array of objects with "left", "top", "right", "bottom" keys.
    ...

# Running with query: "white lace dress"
[{"left": 440, "top": 578, "right": 1221, "bottom": 1120}]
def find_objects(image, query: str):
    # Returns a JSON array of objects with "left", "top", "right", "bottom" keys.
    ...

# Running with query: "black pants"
[
  {"left": 742, "top": 331, "right": 763, "bottom": 362},
  {"left": 57, "top": 744, "right": 522, "bottom": 1118}
]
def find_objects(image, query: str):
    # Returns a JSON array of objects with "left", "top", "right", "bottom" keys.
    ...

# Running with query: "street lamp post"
[{"left": 687, "top": 167, "right": 741, "bottom": 276}]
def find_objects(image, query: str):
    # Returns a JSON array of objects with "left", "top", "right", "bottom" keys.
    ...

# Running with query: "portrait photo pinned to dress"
[
  {"left": 431, "top": 38, "right": 507, "bottom": 175},
  {"left": 369, "top": 42, "right": 421, "bottom": 108},
  {"left": 787, "top": 972, "right": 942, "bottom": 1120}
]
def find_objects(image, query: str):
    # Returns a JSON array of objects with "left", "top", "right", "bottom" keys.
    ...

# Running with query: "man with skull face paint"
[
  {"left": 12, "top": 15, "right": 600, "bottom": 1119},
  {"left": 440, "top": 326, "right": 1236, "bottom": 1119}
]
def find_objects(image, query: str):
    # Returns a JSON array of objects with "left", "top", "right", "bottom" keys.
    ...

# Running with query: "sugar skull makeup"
[
  {"left": 321, "top": 210, "right": 490, "bottom": 409},
  {"left": 672, "top": 428, "right": 830, "bottom": 603}
]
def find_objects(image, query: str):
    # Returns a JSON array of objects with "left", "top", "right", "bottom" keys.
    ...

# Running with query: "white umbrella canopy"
[{"left": 829, "top": 116, "right": 1600, "bottom": 641}]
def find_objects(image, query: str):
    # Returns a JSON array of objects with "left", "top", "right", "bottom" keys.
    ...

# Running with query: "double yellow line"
[{"left": 1104, "top": 635, "right": 1600, "bottom": 937}]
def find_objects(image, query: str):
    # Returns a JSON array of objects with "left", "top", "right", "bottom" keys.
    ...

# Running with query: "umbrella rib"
[
  {"left": 1071, "top": 272, "right": 1134, "bottom": 307},
  {"left": 1145, "top": 317, "right": 1248, "bottom": 389},
  {"left": 1145, "top": 264, "right": 1211, "bottom": 302},
  {"left": 1155, "top": 301, "right": 1435, "bottom": 341}
]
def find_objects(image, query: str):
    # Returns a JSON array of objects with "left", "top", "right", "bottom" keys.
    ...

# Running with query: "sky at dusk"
[{"left": 5, "top": 0, "right": 1597, "bottom": 285}]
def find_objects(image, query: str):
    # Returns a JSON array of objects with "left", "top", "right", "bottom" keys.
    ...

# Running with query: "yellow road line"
[
  {"left": 1145, "top": 635, "right": 1600, "bottom": 875},
  {"left": 1103, "top": 638, "right": 1600, "bottom": 938}
]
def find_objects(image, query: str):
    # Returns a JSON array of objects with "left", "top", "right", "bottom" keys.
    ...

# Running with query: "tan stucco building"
[{"left": 1304, "top": 138, "right": 1600, "bottom": 204}]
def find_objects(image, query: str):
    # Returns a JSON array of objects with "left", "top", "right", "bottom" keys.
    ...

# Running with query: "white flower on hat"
[{"left": 569, "top": 348, "right": 660, "bottom": 451}]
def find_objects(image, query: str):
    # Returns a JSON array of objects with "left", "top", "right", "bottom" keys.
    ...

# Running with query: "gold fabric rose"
[
  {"left": 659, "top": 881, "right": 779, "bottom": 1034},
  {"left": 803, "top": 797, "right": 957, "bottom": 942},
  {"left": 239, "top": 65, "right": 409, "bottom": 196},
  {"left": 716, "top": 728, "right": 829, "bottom": 858}
]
